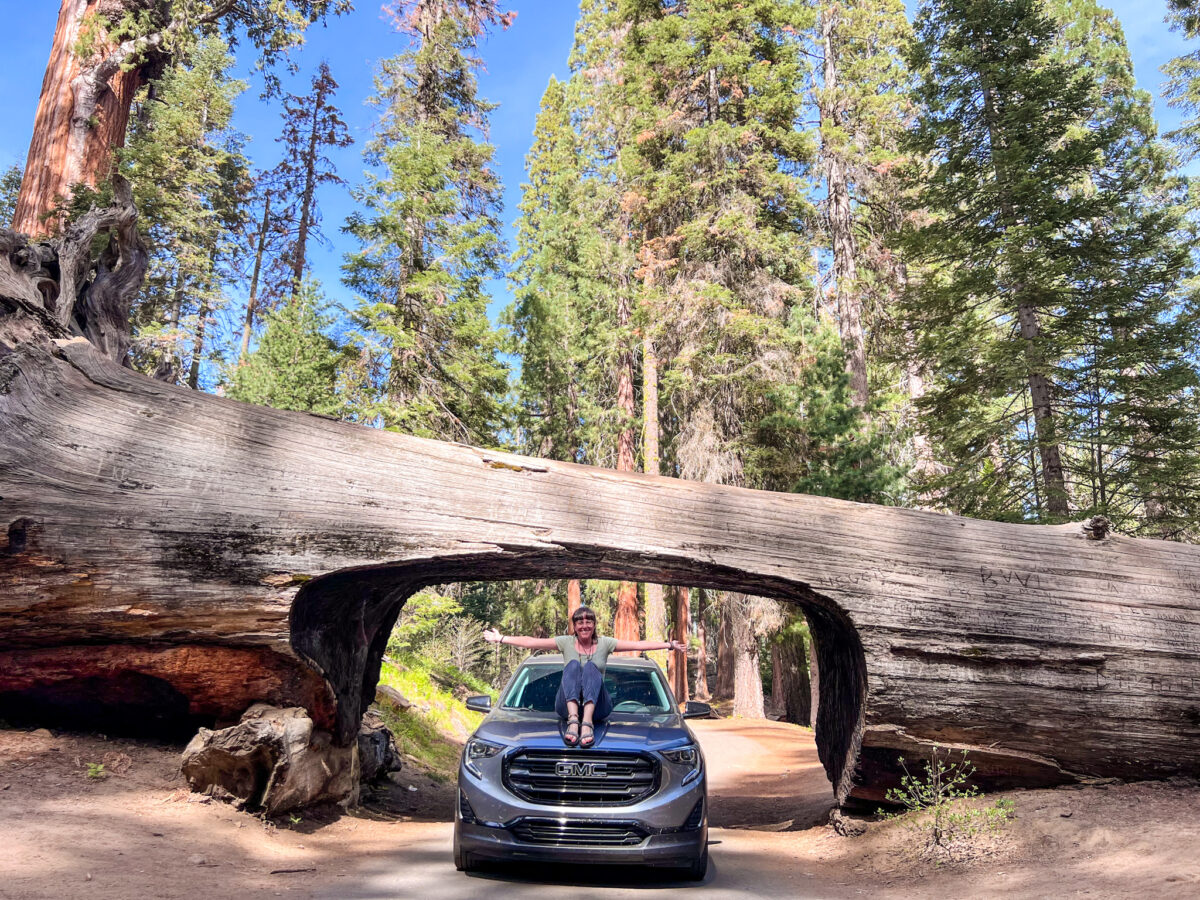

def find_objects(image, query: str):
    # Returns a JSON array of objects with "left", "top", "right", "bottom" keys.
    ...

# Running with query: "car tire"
[{"left": 680, "top": 846, "right": 708, "bottom": 881}]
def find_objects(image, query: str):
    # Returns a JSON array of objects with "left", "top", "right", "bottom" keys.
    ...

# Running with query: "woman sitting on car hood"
[{"left": 483, "top": 606, "right": 684, "bottom": 748}]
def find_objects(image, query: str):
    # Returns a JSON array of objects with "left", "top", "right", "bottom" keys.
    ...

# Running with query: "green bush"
[{"left": 881, "top": 746, "right": 1015, "bottom": 856}]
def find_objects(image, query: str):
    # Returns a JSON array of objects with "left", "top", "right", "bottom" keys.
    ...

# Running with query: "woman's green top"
[{"left": 554, "top": 635, "right": 619, "bottom": 673}]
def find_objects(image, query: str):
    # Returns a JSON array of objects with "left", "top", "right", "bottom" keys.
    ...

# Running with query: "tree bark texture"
[
  {"left": 14, "top": 1, "right": 146, "bottom": 237},
  {"left": 666, "top": 585, "right": 689, "bottom": 703},
  {"left": 694, "top": 589, "right": 710, "bottom": 701},
  {"left": 2, "top": 302, "right": 1200, "bottom": 806},
  {"left": 715, "top": 595, "right": 734, "bottom": 700}
]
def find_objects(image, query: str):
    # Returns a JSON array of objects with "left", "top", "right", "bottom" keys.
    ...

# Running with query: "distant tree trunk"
[
  {"left": 715, "top": 593, "right": 735, "bottom": 700},
  {"left": 729, "top": 594, "right": 765, "bottom": 719},
  {"left": 14, "top": 1, "right": 147, "bottom": 237},
  {"left": 694, "top": 589, "right": 710, "bottom": 701},
  {"left": 187, "top": 296, "right": 210, "bottom": 390},
  {"left": 773, "top": 628, "right": 811, "bottom": 727},
  {"left": 666, "top": 585, "right": 689, "bottom": 702},
  {"left": 979, "top": 76, "right": 1069, "bottom": 519},
  {"left": 613, "top": 290, "right": 639, "bottom": 651},
  {"left": 642, "top": 333, "right": 667, "bottom": 669},
  {"left": 289, "top": 98, "right": 322, "bottom": 303},
  {"left": 819, "top": 8, "right": 868, "bottom": 409},
  {"left": 241, "top": 195, "right": 272, "bottom": 362}
]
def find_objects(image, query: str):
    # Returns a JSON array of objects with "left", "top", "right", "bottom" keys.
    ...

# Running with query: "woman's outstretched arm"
[
  {"left": 483, "top": 628, "right": 558, "bottom": 651},
  {"left": 612, "top": 639, "right": 687, "bottom": 653}
]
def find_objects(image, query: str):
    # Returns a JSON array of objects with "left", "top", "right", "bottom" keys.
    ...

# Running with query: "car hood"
[{"left": 472, "top": 709, "right": 696, "bottom": 753}]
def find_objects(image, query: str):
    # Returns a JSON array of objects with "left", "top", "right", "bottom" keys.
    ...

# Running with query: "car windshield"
[{"left": 502, "top": 663, "right": 676, "bottom": 715}]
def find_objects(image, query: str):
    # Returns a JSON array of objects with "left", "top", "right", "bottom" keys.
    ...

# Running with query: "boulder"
[
  {"left": 358, "top": 710, "right": 403, "bottom": 783},
  {"left": 181, "top": 704, "right": 358, "bottom": 815}
]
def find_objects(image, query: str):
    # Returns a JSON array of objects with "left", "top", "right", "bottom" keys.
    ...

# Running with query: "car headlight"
[
  {"left": 463, "top": 738, "right": 504, "bottom": 778},
  {"left": 662, "top": 744, "right": 702, "bottom": 784}
]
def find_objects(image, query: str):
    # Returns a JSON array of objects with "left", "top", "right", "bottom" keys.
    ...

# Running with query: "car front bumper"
[{"left": 455, "top": 816, "right": 708, "bottom": 867}]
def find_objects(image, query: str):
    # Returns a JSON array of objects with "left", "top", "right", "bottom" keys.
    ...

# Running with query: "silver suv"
[{"left": 454, "top": 655, "right": 710, "bottom": 880}]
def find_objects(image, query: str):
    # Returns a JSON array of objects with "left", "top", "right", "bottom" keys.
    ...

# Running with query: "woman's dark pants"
[{"left": 555, "top": 659, "right": 613, "bottom": 720}]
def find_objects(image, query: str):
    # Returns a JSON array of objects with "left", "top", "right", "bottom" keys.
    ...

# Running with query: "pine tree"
[
  {"left": 342, "top": 1, "right": 511, "bottom": 443},
  {"left": 507, "top": 77, "right": 590, "bottom": 462},
  {"left": 812, "top": 0, "right": 912, "bottom": 410},
  {"left": 268, "top": 63, "right": 353, "bottom": 305},
  {"left": 226, "top": 280, "right": 344, "bottom": 416},
  {"left": 1165, "top": 0, "right": 1200, "bottom": 161},
  {"left": 902, "top": 0, "right": 1200, "bottom": 530},
  {"left": 120, "top": 37, "right": 250, "bottom": 386}
]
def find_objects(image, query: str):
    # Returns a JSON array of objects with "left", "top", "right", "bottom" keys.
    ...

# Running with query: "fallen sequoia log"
[{"left": 2, "top": 289, "right": 1199, "bottom": 809}]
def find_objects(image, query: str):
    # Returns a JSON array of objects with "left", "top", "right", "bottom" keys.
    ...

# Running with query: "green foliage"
[
  {"left": 0, "top": 165, "right": 21, "bottom": 225},
  {"left": 85, "top": 762, "right": 107, "bottom": 779},
  {"left": 79, "top": 2, "right": 352, "bottom": 97},
  {"left": 375, "top": 655, "right": 489, "bottom": 779},
  {"left": 343, "top": 1, "right": 510, "bottom": 443},
  {"left": 121, "top": 37, "right": 250, "bottom": 386},
  {"left": 900, "top": 0, "right": 1200, "bottom": 531},
  {"left": 225, "top": 281, "right": 344, "bottom": 415},
  {"left": 751, "top": 313, "right": 903, "bottom": 503},
  {"left": 881, "top": 746, "right": 1015, "bottom": 857}
]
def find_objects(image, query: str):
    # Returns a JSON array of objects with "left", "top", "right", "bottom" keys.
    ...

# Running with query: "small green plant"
[
  {"left": 880, "top": 746, "right": 1014, "bottom": 856},
  {"left": 85, "top": 762, "right": 106, "bottom": 780}
]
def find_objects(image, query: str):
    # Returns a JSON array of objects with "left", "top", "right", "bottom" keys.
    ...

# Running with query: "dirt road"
[{"left": 1, "top": 720, "right": 1198, "bottom": 898}]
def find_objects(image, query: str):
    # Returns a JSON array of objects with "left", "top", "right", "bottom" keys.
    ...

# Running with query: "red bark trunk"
[
  {"left": 14, "top": 1, "right": 144, "bottom": 237},
  {"left": 613, "top": 291, "right": 639, "bottom": 652}
]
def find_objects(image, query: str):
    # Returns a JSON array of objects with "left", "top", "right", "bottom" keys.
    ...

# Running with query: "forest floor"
[{"left": 1, "top": 719, "right": 1198, "bottom": 899}]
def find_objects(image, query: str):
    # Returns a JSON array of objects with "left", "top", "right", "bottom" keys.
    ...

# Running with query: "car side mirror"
[
  {"left": 682, "top": 700, "right": 713, "bottom": 719},
  {"left": 465, "top": 695, "right": 492, "bottom": 714}
]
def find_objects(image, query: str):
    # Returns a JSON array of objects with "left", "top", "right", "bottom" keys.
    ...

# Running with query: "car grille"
[
  {"left": 503, "top": 750, "right": 659, "bottom": 806},
  {"left": 509, "top": 818, "right": 649, "bottom": 847}
]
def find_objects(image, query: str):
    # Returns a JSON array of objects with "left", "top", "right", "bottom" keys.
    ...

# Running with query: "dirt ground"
[{"left": 1, "top": 719, "right": 1198, "bottom": 899}]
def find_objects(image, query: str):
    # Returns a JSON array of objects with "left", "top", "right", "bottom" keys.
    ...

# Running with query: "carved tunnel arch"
[{"left": 290, "top": 549, "right": 868, "bottom": 802}]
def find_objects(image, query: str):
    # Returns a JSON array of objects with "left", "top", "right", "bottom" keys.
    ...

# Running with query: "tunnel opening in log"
[
  {"left": 290, "top": 550, "right": 870, "bottom": 803},
  {"left": 0, "top": 671, "right": 209, "bottom": 739}
]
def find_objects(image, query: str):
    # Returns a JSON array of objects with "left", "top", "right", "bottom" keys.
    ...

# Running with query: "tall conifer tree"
[
  {"left": 343, "top": 1, "right": 511, "bottom": 442},
  {"left": 902, "top": 0, "right": 1200, "bottom": 530},
  {"left": 121, "top": 37, "right": 250, "bottom": 386},
  {"left": 269, "top": 63, "right": 353, "bottom": 304}
]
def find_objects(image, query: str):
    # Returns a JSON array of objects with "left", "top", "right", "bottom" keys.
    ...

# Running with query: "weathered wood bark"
[{"left": 3, "top": 298, "right": 1200, "bottom": 807}]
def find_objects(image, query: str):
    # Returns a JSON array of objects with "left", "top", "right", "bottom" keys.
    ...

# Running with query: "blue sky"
[{"left": 0, "top": 1, "right": 1194, "bottom": 339}]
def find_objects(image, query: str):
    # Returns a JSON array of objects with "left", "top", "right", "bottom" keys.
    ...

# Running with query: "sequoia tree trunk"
[
  {"left": 3, "top": 286, "right": 1200, "bottom": 808},
  {"left": 14, "top": 1, "right": 146, "bottom": 237},
  {"left": 612, "top": 290, "right": 639, "bottom": 652}
]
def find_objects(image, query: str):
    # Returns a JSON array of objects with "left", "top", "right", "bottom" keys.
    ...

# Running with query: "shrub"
[{"left": 881, "top": 746, "right": 1015, "bottom": 857}]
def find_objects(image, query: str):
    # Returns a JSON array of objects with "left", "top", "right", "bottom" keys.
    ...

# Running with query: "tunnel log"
[{"left": 2, "top": 297, "right": 1200, "bottom": 805}]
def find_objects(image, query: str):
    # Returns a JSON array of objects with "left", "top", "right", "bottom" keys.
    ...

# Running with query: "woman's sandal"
[
  {"left": 579, "top": 722, "right": 595, "bottom": 748},
  {"left": 563, "top": 716, "right": 580, "bottom": 746}
]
